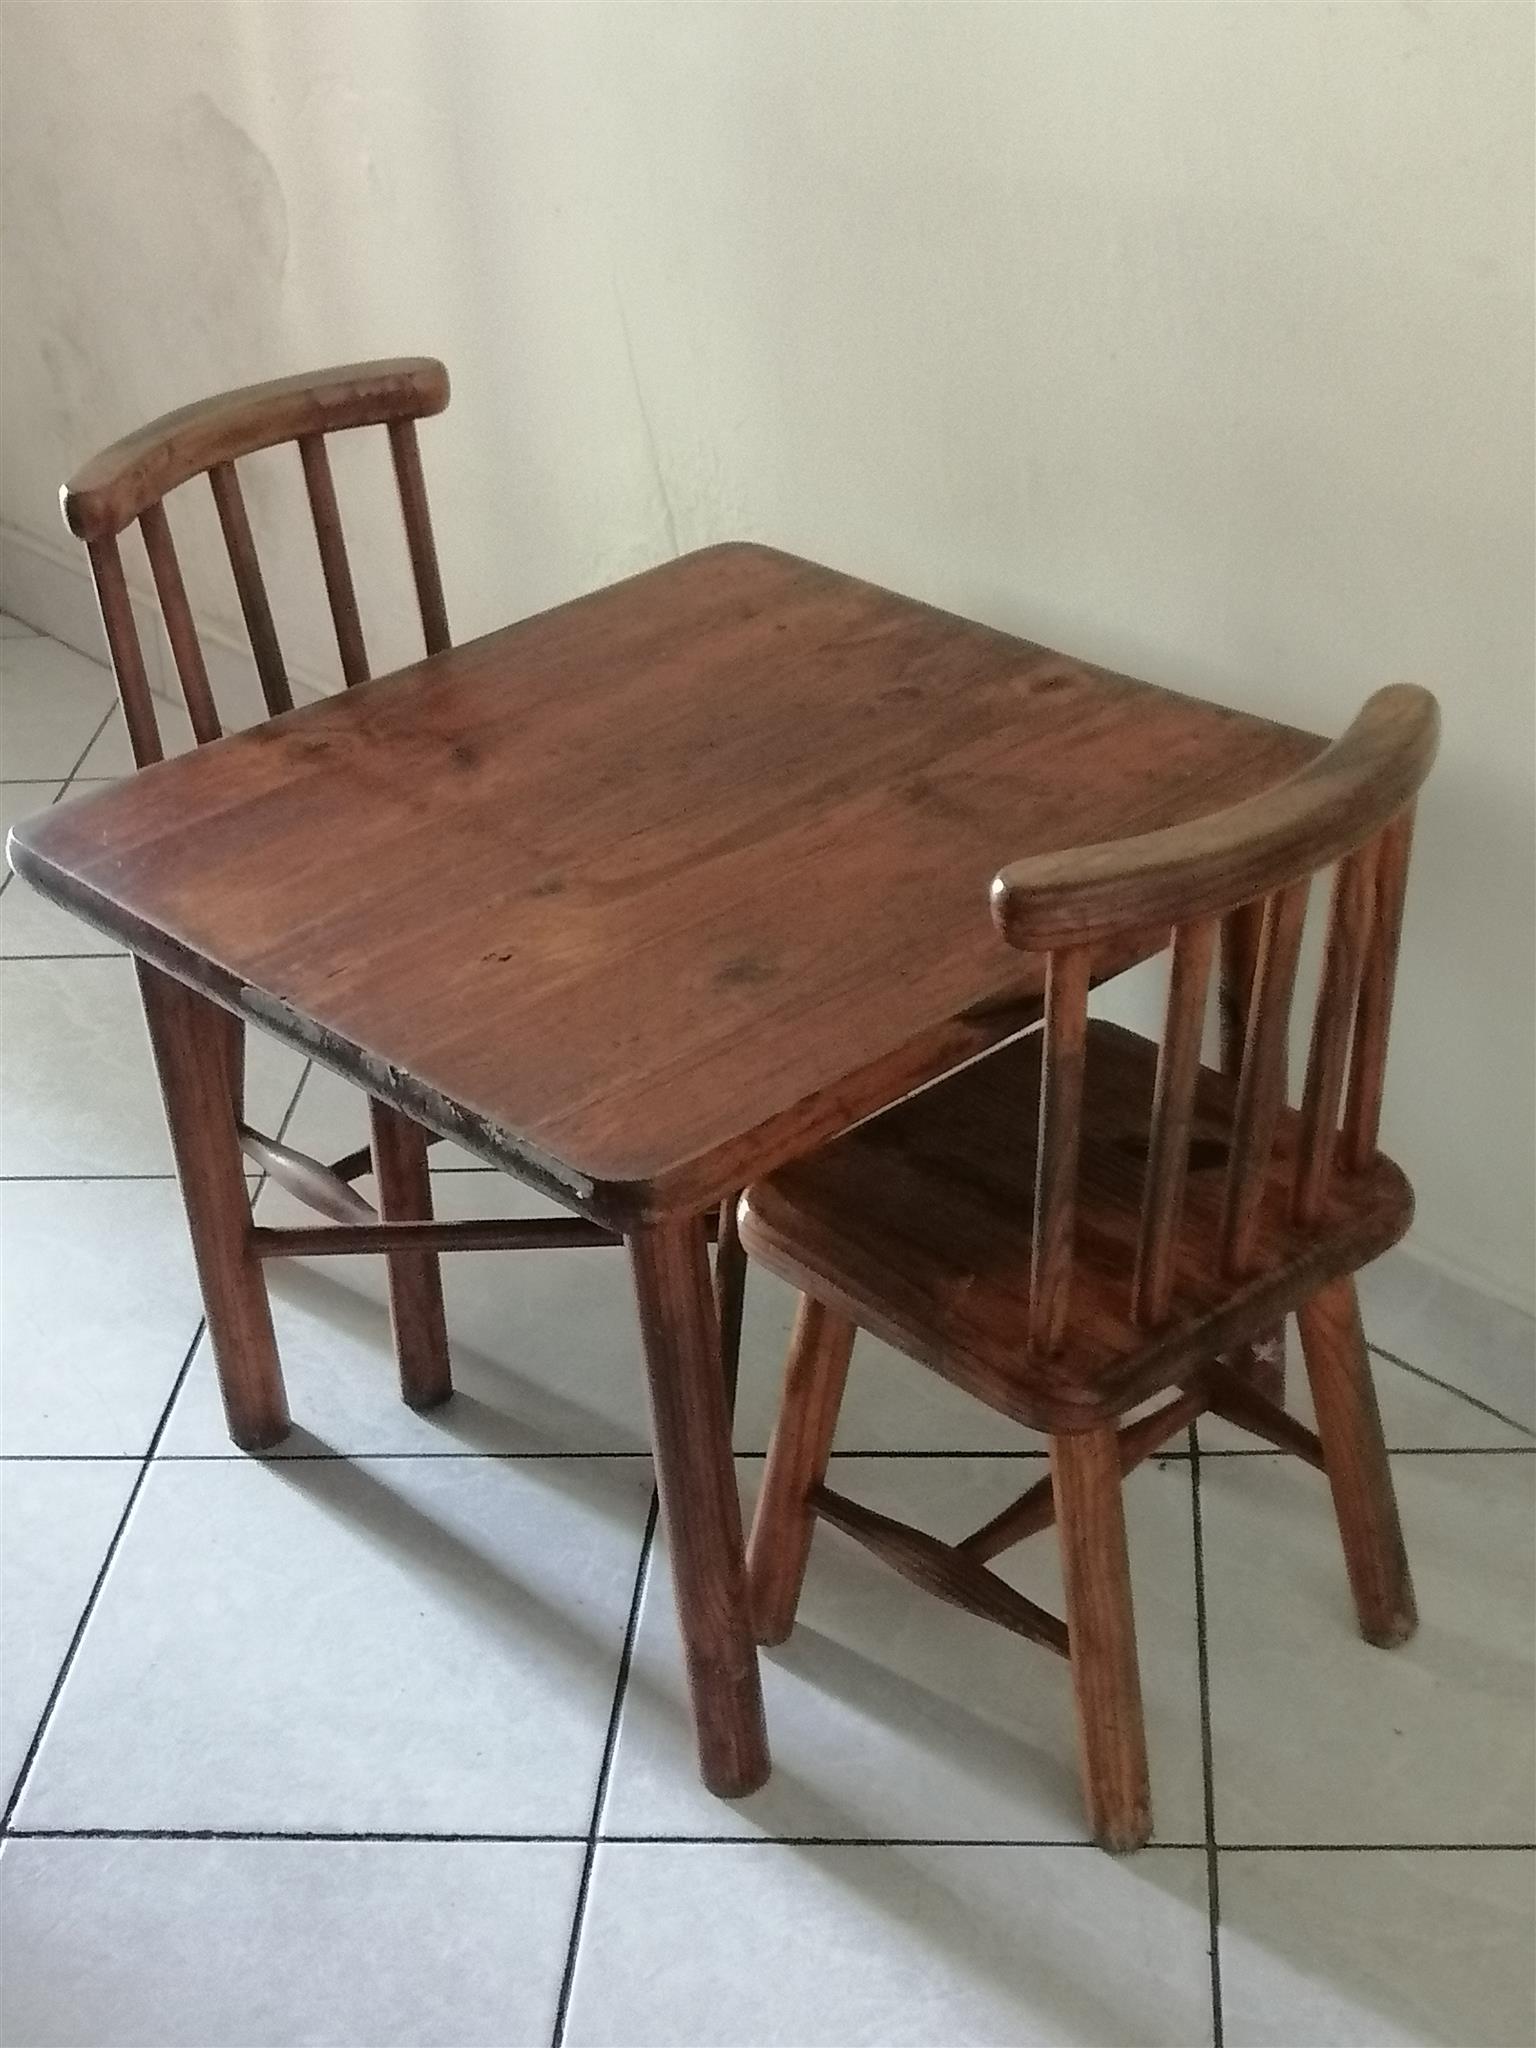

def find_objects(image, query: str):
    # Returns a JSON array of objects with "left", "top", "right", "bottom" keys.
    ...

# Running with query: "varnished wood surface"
[
  {"left": 747, "top": 1296, "right": 857, "bottom": 1644},
  {"left": 62, "top": 358, "right": 449, "bottom": 541},
  {"left": 1298, "top": 1276, "right": 1418, "bottom": 1647},
  {"left": 741, "top": 1020, "right": 1414, "bottom": 1432},
  {"left": 136, "top": 965, "right": 288, "bottom": 1451},
  {"left": 9, "top": 545, "right": 1321, "bottom": 1226},
  {"left": 628, "top": 1216, "right": 769, "bottom": 1797},
  {"left": 991, "top": 686, "right": 1438, "bottom": 948},
  {"left": 1050, "top": 1427, "right": 1151, "bottom": 1851}
]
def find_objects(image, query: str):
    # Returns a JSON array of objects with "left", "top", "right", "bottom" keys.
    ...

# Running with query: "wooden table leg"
[
  {"left": 714, "top": 1191, "right": 748, "bottom": 1414},
  {"left": 629, "top": 1214, "right": 770, "bottom": 1798},
  {"left": 135, "top": 963, "right": 289, "bottom": 1451},
  {"left": 1220, "top": 904, "right": 1288, "bottom": 1405},
  {"left": 368, "top": 1099, "right": 453, "bottom": 1411}
]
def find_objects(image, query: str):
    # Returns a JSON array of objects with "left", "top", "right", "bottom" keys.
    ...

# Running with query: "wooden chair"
[
  {"left": 62, "top": 359, "right": 747, "bottom": 1446},
  {"left": 740, "top": 684, "right": 1439, "bottom": 1850}
]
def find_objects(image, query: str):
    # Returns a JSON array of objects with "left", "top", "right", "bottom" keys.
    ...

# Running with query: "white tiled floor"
[{"left": 1, "top": 616, "right": 1533, "bottom": 2046}]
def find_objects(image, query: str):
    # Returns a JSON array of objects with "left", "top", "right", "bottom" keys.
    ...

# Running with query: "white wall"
[{"left": 2, "top": 2, "right": 1531, "bottom": 1305}]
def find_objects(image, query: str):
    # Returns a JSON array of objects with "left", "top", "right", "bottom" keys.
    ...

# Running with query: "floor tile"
[
  {"left": 158, "top": 1168, "right": 656, "bottom": 1456},
  {"left": 0, "top": 1836, "right": 584, "bottom": 2048},
  {"left": 1199, "top": 1330, "right": 1535, "bottom": 1455},
  {"left": 566, "top": 1840, "right": 1213, "bottom": 2046},
  {"left": 0, "top": 637, "right": 116, "bottom": 778},
  {"left": 0, "top": 1460, "right": 137, "bottom": 1806},
  {"left": 74, "top": 695, "right": 197, "bottom": 776},
  {"left": 1358, "top": 1249, "right": 1535, "bottom": 1435},
  {"left": 275, "top": 1047, "right": 1041, "bottom": 1457},
  {"left": 0, "top": 777, "right": 61, "bottom": 847},
  {"left": 0, "top": 614, "right": 38, "bottom": 638},
  {"left": 736, "top": 1268, "right": 1041, "bottom": 1456},
  {"left": 1202, "top": 1453, "right": 1535, "bottom": 1845},
  {"left": 16, "top": 1454, "right": 651, "bottom": 1833},
  {"left": 1220, "top": 1848, "right": 1536, "bottom": 2046},
  {"left": 0, "top": 956, "right": 303, "bottom": 1175},
  {"left": 0, "top": 779, "right": 124, "bottom": 956},
  {"left": 1, "top": 1181, "right": 207, "bottom": 1455},
  {"left": 605, "top": 1453, "right": 1204, "bottom": 1842}
]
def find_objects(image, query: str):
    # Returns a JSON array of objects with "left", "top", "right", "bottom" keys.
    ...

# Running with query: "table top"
[{"left": 10, "top": 544, "right": 1320, "bottom": 1223}]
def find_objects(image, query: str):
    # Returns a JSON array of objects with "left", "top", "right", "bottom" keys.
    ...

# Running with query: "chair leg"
[
  {"left": 135, "top": 964, "right": 289, "bottom": 1452},
  {"left": 714, "top": 1192, "right": 748, "bottom": 1414},
  {"left": 367, "top": 1099, "right": 452, "bottom": 1411},
  {"left": 746, "top": 1297, "right": 857, "bottom": 1645},
  {"left": 1050, "top": 1426, "right": 1152, "bottom": 1852},
  {"left": 1297, "top": 1275, "right": 1417, "bottom": 1648}
]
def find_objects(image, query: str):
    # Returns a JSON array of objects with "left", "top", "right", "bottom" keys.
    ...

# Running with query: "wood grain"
[
  {"left": 746, "top": 1295, "right": 857, "bottom": 1644},
  {"left": 388, "top": 418, "right": 451, "bottom": 656},
  {"left": 63, "top": 358, "right": 449, "bottom": 540},
  {"left": 135, "top": 963, "right": 288, "bottom": 1450},
  {"left": 1051, "top": 1427, "right": 1151, "bottom": 1852},
  {"left": 139, "top": 500, "right": 222, "bottom": 743},
  {"left": 1030, "top": 946, "right": 1091, "bottom": 1356},
  {"left": 208, "top": 460, "right": 293, "bottom": 716},
  {"left": 368, "top": 1099, "right": 453, "bottom": 1410},
  {"left": 1298, "top": 1276, "right": 1417, "bottom": 1647},
  {"left": 992, "top": 686, "right": 1439, "bottom": 948},
  {"left": 1294, "top": 845, "right": 1377, "bottom": 1223},
  {"left": 1342, "top": 807, "right": 1417, "bottom": 1173},
  {"left": 629, "top": 1216, "right": 769, "bottom": 1797},
  {"left": 813, "top": 1483, "right": 1069, "bottom": 1655},
  {"left": 85, "top": 535, "right": 162, "bottom": 767},
  {"left": 299, "top": 434, "right": 369, "bottom": 688},
  {"left": 742, "top": 1020, "right": 1413, "bottom": 1433},
  {"left": 1132, "top": 915, "right": 1217, "bottom": 1326},
  {"left": 9, "top": 545, "right": 1324, "bottom": 1227}
]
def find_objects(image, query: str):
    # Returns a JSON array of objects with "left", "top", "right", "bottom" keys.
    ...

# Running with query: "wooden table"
[{"left": 9, "top": 543, "right": 1320, "bottom": 1797}]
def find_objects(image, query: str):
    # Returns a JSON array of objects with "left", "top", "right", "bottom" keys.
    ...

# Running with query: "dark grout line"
[
  {"left": 53, "top": 703, "right": 121, "bottom": 790},
  {"left": 6, "top": 1824, "right": 1525, "bottom": 1852},
  {"left": 3, "top": 1443, "right": 1531, "bottom": 1468},
  {"left": 1190, "top": 1445, "right": 1533, "bottom": 1459},
  {"left": 550, "top": 1494, "right": 659, "bottom": 2048},
  {"left": 5, "top": 1828, "right": 587, "bottom": 1846},
  {"left": 0, "top": 1057, "right": 317, "bottom": 1837},
  {"left": 1188, "top": 1426, "right": 1225, "bottom": 2048},
  {"left": 0, "top": 1320, "right": 205, "bottom": 1837},
  {"left": 0, "top": 700, "right": 116, "bottom": 907},
  {"left": 1368, "top": 1345, "right": 1535, "bottom": 1441},
  {"left": 1209, "top": 1841, "right": 1536, "bottom": 1854},
  {"left": 0, "top": 1173, "right": 179, "bottom": 1183}
]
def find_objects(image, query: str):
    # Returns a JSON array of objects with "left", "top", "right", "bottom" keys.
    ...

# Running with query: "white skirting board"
[{"left": 0, "top": 517, "right": 330, "bottom": 713}]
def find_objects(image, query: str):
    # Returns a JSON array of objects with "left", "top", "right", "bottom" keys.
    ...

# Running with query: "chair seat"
[{"left": 741, "top": 1020, "right": 1412, "bottom": 1432}]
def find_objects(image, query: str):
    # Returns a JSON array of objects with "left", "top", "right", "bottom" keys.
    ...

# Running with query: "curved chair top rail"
[
  {"left": 61, "top": 356, "right": 450, "bottom": 540},
  {"left": 991, "top": 684, "right": 1440, "bottom": 951}
]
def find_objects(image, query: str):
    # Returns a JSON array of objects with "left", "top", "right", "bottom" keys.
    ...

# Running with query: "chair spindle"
[
  {"left": 139, "top": 500, "right": 223, "bottom": 746},
  {"left": 208, "top": 461, "right": 294, "bottom": 717},
  {"left": 1030, "top": 944, "right": 1091, "bottom": 1355},
  {"left": 1293, "top": 843, "right": 1379, "bottom": 1224},
  {"left": 85, "top": 535, "right": 163, "bottom": 768},
  {"left": 298, "top": 433, "right": 369, "bottom": 687},
  {"left": 1341, "top": 807, "right": 1416, "bottom": 1173},
  {"left": 1133, "top": 915, "right": 1217, "bottom": 1325},
  {"left": 388, "top": 419, "right": 451, "bottom": 655},
  {"left": 1219, "top": 879, "right": 1309, "bottom": 1275}
]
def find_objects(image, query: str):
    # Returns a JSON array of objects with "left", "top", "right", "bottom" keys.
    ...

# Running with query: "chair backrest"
[
  {"left": 61, "top": 357, "right": 451, "bottom": 767},
  {"left": 989, "top": 684, "right": 1440, "bottom": 1353}
]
